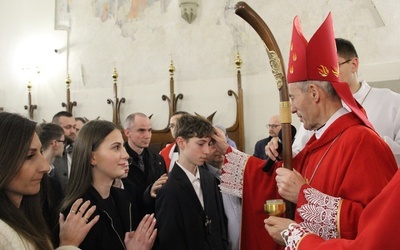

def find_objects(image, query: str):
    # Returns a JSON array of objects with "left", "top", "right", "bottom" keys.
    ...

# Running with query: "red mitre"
[{"left": 287, "top": 13, "right": 374, "bottom": 129}]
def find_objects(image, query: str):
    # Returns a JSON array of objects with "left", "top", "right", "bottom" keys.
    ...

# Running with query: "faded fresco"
[
  {"left": 91, "top": 0, "right": 176, "bottom": 40},
  {"left": 93, "top": 0, "right": 165, "bottom": 22}
]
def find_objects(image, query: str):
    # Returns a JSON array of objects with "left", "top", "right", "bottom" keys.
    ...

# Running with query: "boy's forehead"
[{"left": 191, "top": 136, "right": 211, "bottom": 142}]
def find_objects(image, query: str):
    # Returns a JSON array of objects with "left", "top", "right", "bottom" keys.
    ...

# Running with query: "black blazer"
[
  {"left": 62, "top": 186, "right": 138, "bottom": 250},
  {"left": 52, "top": 152, "right": 69, "bottom": 194},
  {"left": 253, "top": 136, "right": 273, "bottom": 160},
  {"left": 155, "top": 163, "right": 228, "bottom": 250},
  {"left": 124, "top": 143, "right": 167, "bottom": 217},
  {"left": 52, "top": 142, "right": 74, "bottom": 194}
]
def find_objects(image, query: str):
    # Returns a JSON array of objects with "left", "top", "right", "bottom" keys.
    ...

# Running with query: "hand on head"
[
  {"left": 211, "top": 126, "right": 229, "bottom": 154},
  {"left": 59, "top": 198, "right": 99, "bottom": 247}
]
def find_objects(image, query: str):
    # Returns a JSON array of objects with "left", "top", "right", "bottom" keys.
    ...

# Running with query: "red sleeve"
[
  {"left": 296, "top": 171, "right": 400, "bottom": 249},
  {"left": 296, "top": 184, "right": 369, "bottom": 240},
  {"left": 241, "top": 156, "right": 283, "bottom": 250}
]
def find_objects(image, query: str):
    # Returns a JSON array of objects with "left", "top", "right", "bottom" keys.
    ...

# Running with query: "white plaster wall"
[{"left": 0, "top": 0, "right": 399, "bottom": 154}]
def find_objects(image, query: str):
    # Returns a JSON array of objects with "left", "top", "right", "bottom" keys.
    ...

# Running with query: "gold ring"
[
  {"left": 83, "top": 217, "right": 89, "bottom": 223},
  {"left": 70, "top": 210, "right": 76, "bottom": 213}
]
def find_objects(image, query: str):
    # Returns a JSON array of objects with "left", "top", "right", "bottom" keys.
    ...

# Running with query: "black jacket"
[
  {"left": 124, "top": 142, "right": 167, "bottom": 217},
  {"left": 155, "top": 163, "right": 228, "bottom": 250},
  {"left": 63, "top": 186, "right": 139, "bottom": 250},
  {"left": 41, "top": 175, "right": 64, "bottom": 247},
  {"left": 253, "top": 136, "right": 273, "bottom": 160}
]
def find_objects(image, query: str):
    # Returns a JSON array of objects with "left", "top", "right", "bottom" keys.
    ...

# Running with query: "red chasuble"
[{"left": 221, "top": 113, "right": 397, "bottom": 250}]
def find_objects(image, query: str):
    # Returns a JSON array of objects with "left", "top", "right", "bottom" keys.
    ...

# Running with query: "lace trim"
[
  {"left": 298, "top": 187, "right": 341, "bottom": 240},
  {"left": 281, "top": 223, "right": 311, "bottom": 250},
  {"left": 220, "top": 147, "right": 249, "bottom": 198}
]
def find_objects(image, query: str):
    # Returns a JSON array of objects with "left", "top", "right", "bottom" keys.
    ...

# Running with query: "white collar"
[
  {"left": 315, "top": 107, "right": 349, "bottom": 139},
  {"left": 353, "top": 80, "right": 371, "bottom": 103},
  {"left": 176, "top": 161, "right": 200, "bottom": 183}
]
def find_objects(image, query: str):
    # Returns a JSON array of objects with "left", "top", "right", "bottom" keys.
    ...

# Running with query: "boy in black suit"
[{"left": 155, "top": 114, "right": 228, "bottom": 250}]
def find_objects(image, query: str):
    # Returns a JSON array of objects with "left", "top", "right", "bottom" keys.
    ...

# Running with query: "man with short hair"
[
  {"left": 36, "top": 122, "right": 65, "bottom": 245},
  {"left": 253, "top": 114, "right": 281, "bottom": 160},
  {"left": 52, "top": 111, "right": 77, "bottom": 142},
  {"left": 37, "top": 123, "right": 65, "bottom": 172},
  {"left": 124, "top": 112, "right": 167, "bottom": 217},
  {"left": 51, "top": 111, "right": 76, "bottom": 193}
]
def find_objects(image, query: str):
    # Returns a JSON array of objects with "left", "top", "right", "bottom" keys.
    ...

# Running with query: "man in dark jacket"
[
  {"left": 123, "top": 112, "right": 168, "bottom": 217},
  {"left": 253, "top": 114, "right": 281, "bottom": 160},
  {"left": 51, "top": 111, "right": 77, "bottom": 193}
]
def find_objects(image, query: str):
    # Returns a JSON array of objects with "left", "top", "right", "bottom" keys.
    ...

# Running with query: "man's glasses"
[
  {"left": 267, "top": 124, "right": 281, "bottom": 129},
  {"left": 339, "top": 58, "right": 352, "bottom": 66}
]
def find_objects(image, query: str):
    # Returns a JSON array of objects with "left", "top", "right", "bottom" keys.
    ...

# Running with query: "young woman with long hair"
[
  {"left": 0, "top": 112, "right": 98, "bottom": 249},
  {"left": 60, "top": 119, "right": 156, "bottom": 250}
]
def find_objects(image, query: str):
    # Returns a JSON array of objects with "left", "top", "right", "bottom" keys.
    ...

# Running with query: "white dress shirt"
[{"left": 176, "top": 162, "right": 204, "bottom": 208}]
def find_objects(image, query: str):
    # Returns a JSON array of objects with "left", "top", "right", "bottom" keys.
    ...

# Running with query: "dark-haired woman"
[
  {"left": 60, "top": 120, "right": 156, "bottom": 250},
  {"left": 0, "top": 112, "right": 98, "bottom": 249}
]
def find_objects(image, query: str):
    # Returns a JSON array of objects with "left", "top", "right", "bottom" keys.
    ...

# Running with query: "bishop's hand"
[
  {"left": 211, "top": 125, "right": 229, "bottom": 154},
  {"left": 275, "top": 168, "right": 305, "bottom": 203}
]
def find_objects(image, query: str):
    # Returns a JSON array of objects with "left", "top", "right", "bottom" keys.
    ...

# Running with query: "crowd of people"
[
  {"left": 1, "top": 11, "right": 400, "bottom": 250},
  {"left": 0, "top": 109, "right": 240, "bottom": 249}
]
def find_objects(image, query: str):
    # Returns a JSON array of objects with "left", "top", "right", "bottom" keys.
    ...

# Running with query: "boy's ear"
[{"left": 176, "top": 136, "right": 185, "bottom": 150}]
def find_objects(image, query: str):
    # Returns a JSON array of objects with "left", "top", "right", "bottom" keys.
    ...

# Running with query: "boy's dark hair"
[
  {"left": 36, "top": 123, "right": 64, "bottom": 150},
  {"left": 171, "top": 111, "right": 189, "bottom": 117},
  {"left": 175, "top": 114, "right": 214, "bottom": 140}
]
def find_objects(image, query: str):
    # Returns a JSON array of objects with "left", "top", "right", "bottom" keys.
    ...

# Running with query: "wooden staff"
[{"left": 235, "top": 1, "right": 295, "bottom": 219}]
